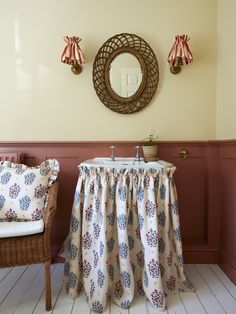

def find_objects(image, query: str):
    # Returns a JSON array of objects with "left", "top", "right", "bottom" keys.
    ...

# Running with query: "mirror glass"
[{"left": 109, "top": 53, "right": 143, "bottom": 97}]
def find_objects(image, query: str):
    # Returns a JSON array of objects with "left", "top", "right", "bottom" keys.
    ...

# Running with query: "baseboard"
[
  {"left": 183, "top": 245, "right": 218, "bottom": 264},
  {"left": 218, "top": 248, "right": 236, "bottom": 284}
]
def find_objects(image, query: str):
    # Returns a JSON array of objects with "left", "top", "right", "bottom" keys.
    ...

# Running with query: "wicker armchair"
[{"left": 0, "top": 181, "right": 59, "bottom": 311}]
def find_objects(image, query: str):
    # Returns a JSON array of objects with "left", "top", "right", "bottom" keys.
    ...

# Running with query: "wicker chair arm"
[{"left": 42, "top": 181, "right": 59, "bottom": 230}]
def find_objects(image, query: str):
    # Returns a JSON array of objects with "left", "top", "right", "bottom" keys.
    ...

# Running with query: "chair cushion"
[
  {"left": 0, "top": 159, "right": 59, "bottom": 221},
  {"left": 0, "top": 220, "right": 44, "bottom": 238}
]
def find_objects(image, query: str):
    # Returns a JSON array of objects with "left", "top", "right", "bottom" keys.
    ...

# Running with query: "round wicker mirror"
[{"left": 93, "top": 33, "right": 159, "bottom": 114}]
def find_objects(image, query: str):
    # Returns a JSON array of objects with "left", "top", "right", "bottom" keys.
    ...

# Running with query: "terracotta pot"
[{"left": 142, "top": 145, "right": 158, "bottom": 161}]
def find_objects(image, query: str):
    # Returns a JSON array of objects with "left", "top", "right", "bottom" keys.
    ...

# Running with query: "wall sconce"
[
  {"left": 167, "top": 34, "right": 193, "bottom": 74},
  {"left": 61, "top": 36, "right": 85, "bottom": 75}
]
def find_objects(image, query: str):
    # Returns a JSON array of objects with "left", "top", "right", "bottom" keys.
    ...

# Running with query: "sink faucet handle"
[
  {"left": 134, "top": 145, "right": 141, "bottom": 161},
  {"left": 110, "top": 146, "right": 116, "bottom": 161}
]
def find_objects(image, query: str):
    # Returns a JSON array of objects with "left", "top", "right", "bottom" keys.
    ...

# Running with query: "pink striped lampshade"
[
  {"left": 61, "top": 36, "right": 85, "bottom": 74},
  {"left": 167, "top": 35, "right": 193, "bottom": 74}
]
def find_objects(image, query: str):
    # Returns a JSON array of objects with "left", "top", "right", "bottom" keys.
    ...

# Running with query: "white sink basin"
[{"left": 81, "top": 157, "right": 173, "bottom": 169}]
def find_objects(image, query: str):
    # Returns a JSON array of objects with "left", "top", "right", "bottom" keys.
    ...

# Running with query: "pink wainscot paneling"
[
  {"left": 218, "top": 141, "right": 236, "bottom": 284},
  {"left": 159, "top": 141, "right": 220, "bottom": 263}
]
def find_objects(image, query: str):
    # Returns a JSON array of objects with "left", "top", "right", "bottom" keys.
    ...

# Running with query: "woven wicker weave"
[
  {"left": 93, "top": 33, "right": 159, "bottom": 114},
  {"left": 0, "top": 181, "right": 59, "bottom": 311}
]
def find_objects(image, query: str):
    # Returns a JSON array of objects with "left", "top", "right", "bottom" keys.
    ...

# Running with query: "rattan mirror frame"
[{"left": 93, "top": 33, "right": 159, "bottom": 114}]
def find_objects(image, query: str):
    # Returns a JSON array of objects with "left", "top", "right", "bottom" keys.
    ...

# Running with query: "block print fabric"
[
  {"left": 63, "top": 165, "right": 194, "bottom": 312},
  {"left": 0, "top": 159, "right": 59, "bottom": 221}
]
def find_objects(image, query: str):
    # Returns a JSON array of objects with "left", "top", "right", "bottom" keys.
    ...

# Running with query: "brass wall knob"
[{"left": 179, "top": 148, "right": 189, "bottom": 159}]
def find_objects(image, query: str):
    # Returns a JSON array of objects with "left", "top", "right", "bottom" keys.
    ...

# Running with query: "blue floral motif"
[
  {"left": 144, "top": 175, "right": 150, "bottom": 189},
  {"left": 93, "top": 250, "right": 99, "bottom": 268},
  {"left": 19, "top": 195, "right": 31, "bottom": 210},
  {"left": 100, "top": 242, "right": 104, "bottom": 257},
  {"left": 118, "top": 186, "right": 126, "bottom": 201},
  {"left": 109, "top": 184, "right": 115, "bottom": 200},
  {"left": 9, "top": 183, "right": 21, "bottom": 199},
  {"left": 137, "top": 187, "right": 144, "bottom": 202},
  {"left": 83, "top": 259, "right": 92, "bottom": 278},
  {"left": 121, "top": 271, "right": 131, "bottom": 288},
  {"left": 144, "top": 269, "right": 149, "bottom": 287},
  {"left": 70, "top": 243, "right": 78, "bottom": 260},
  {"left": 95, "top": 174, "right": 103, "bottom": 192},
  {"left": 107, "top": 237, "right": 115, "bottom": 252},
  {"left": 178, "top": 254, "right": 184, "bottom": 266},
  {"left": 119, "top": 242, "right": 128, "bottom": 259},
  {"left": 82, "top": 232, "right": 92, "bottom": 249},
  {"left": 151, "top": 289, "right": 165, "bottom": 309},
  {"left": 97, "top": 269, "right": 105, "bottom": 288},
  {"left": 64, "top": 262, "right": 70, "bottom": 277},
  {"left": 0, "top": 195, "right": 6, "bottom": 210},
  {"left": 133, "top": 175, "right": 138, "bottom": 188},
  {"left": 108, "top": 264, "right": 114, "bottom": 280},
  {"left": 121, "top": 300, "right": 131, "bottom": 309},
  {"left": 34, "top": 184, "right": 46, "bottom": 199},
  {"left": 167, "top": 275, "right": 176, "bottom": 291},
  {"left": 40, "top": 166, "right": 50, "bottom": 176},
  {"left": 24, "top": 172, "right": 36, "bottom": 185},
  {"left": 148, "top": 259, "right": 160, "bottom": 278},
  {"left": 174, "top": 227, "right": 181, "bottom": 242},
  {"left": 160, "top": 184, "right": 166, "bottom": 200},
  {"left": 1, "top": 172, "right": 11, "bottom": 184},
  {"left": 71, "top": 215, "right": 79, "bottom": 232},
  {"left": 114, "top": 280, "right": 124, "bottom": 299},
  {"left": 74, "top": 191, "right": 80, "bottom": 206},
  {"left": 146, "top": 228, "right": 158, "bottom": 247},
  {"left": 158, "top": 211, "right": 166, "bottom": 226},
  {"left": 128, "top": 235, "right": 135, "bottom": 250},
  {"left": 117, "top": 213, "right": 127, "bottom": 230},
  {"left": 90, "top": 279, "right": 95, "bottom": 298},
  {"left": 171, "top": 200, "right": 178, "bottom": 214},
  {"left": 145, "top": 200, "right": 156, "bottom": 217},
  {"left": 183, "top": 277, "right": 194, "bottom": 289},
  {"left": 91, "top": 300, "right": 103, "bottom": 313},
  {"left": 68, "top": 272, "right": 77, "bottom": 289},
  {"left": 158, "top": 237, "right": 166, "bottom": 253},
  {"left": 138, "top": 214, "right": 144, "bottom": 229},
  {"left": 95, "top": 196, "right": 100, "bottom": 212},
  {"left": 175, "top": 263, "right": 180, "bottom": 279},
  {"left": 15, "top": 167, "right": 25, "bottom": 175},
  {"left": 93, "top": 223, "right": 101, "bottom": 239}
]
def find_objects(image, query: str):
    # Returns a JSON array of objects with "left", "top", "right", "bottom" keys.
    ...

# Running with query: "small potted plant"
[{"left": 142, "top": 129, "right": 159, "bottom": 161}]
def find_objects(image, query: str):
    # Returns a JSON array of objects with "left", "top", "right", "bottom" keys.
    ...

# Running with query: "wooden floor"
[{"left": 0, "top": 264, "right": 235, "bottom": 314}]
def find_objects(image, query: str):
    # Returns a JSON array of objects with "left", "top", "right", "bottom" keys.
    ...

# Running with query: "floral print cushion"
[{"left": 0, "top": 159, "right": 59, "bottom": 221}]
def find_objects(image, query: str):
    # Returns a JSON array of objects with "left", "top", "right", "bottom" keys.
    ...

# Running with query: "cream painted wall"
[
  {"left": 0, "top": 0, "right": 217, "bottom": 141},
  {"left": 216, "top": 0, "right": 236, "bottom": 139}
]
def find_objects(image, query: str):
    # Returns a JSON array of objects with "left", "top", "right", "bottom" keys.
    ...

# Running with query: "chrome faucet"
[
  {"left": 110, "top": 146, "right": 116, "bottom": 161},
  {"left": 134, "top": 145, "right": 141, "bottom": 162}
]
